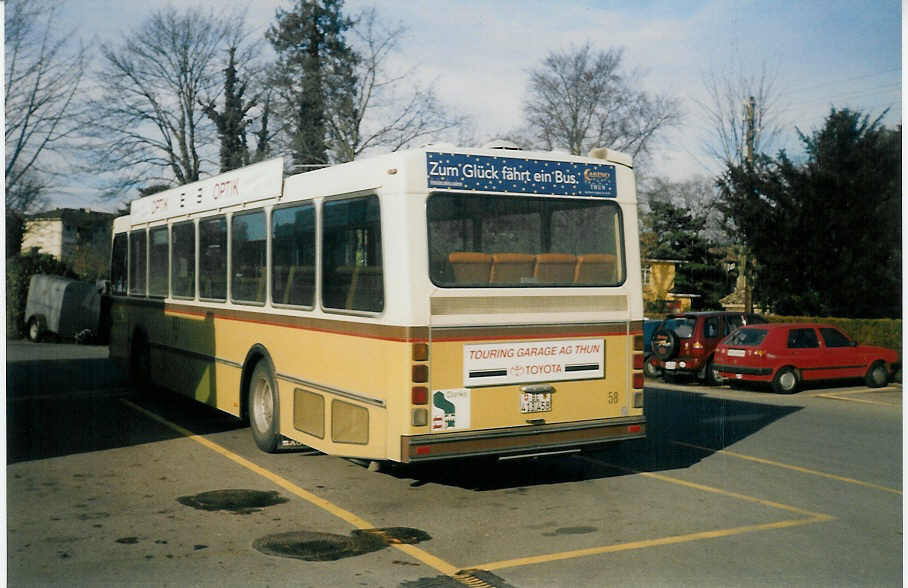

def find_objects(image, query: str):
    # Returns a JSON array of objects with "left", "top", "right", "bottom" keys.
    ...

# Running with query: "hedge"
[
  {"left": 6, "top": 252, "right": 77, "bottom": 339},
  {"left": 767, "top": 315, "right": 901, "bottom": 354}
]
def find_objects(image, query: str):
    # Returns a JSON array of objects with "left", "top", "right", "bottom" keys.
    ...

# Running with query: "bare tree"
[
  {"left": 87, "top": 6, "right": 231, "bottom": 192},
  {"left": 326, "top": 7, "right": 469, "bottom": 162},
  {"left": 5, "top": 0, "right": 88, "bottom": 211},
  {"left": 522, "top": 42, "right": 682, "bottom": 159},
  {"left": 698, "top": 61, "right": 784, "bottom": 165}
]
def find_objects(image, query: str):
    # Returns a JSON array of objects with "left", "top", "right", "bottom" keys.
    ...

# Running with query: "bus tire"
[
  {"left": 249, "top": 360, "right": 280, "bottom": 453},
  {"left": 129, "top": 329, "right": 152, "bottom": 394}
]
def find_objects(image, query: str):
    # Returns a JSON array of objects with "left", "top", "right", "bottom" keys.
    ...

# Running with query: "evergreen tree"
[
  {"left": 717, "top": 108, "right": 900, "bottom": 318},
  {"left": 643, "top": 196, "right": 730, "bottom": 310},
  {"left": 201, "top": 47, "right": 256, "bottom": 172},
  {"left": 267, "top": 0, "right": 357, "bottom": 167}
]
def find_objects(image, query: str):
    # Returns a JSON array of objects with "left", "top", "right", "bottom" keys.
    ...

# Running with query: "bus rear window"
[{"left": 427, "top": 193, "right": 624, "bottom": 287}]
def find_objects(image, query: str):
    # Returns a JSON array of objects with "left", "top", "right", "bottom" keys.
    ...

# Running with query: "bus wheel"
[
  {"left": 249, "top": 361, "right": 280, "bottom": 453},
  {"left": 129, "top": 331, "right": 151, "bottom": 394}
]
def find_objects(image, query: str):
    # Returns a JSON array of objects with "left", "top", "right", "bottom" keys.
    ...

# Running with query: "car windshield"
[
  {"left": 663, "top": 317, "right": 697, "bottom": 338},
  {"left": 727, "top": 313, "right": 768, "bottom": 330},
  {"left": 724, "top": 327, "right": 768, "bottom": 346}
]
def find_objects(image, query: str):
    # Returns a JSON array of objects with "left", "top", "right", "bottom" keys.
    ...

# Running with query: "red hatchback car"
[{"left": 715, "top": 323, "right": 900, "bottom": 393}]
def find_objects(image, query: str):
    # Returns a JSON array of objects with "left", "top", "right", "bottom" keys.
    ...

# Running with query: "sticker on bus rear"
[
  {"left": 431, "top": 389, "right": 471, "bottom": 431},
  {"left": 463, "top": 338, "right": 605, "bottom": 387}
]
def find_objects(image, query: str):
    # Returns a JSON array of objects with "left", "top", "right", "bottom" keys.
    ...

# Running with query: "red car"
[
  {"left": 715, "top": 323, "right": 900, "bottom": 393},
  {"left": 650, "top": 311, "right": 767, "bottom": 384}
]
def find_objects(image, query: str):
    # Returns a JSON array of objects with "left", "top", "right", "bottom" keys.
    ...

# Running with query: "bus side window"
[
  {"left": 110, "top": 233, "right": 128, "bottom": 295},
  {"left": 129, "top": 230, "right": 147, "bottom": 296},
  {"left": 148, "top": 226, "right": 169, "bottom": 297},
  {"left": 171, "top": 221, "right": 196, "bottom": 299},
  {"left": 272, "top": 204, "right": 315, "bottom": 307},
  {"left": 322, "top": 196, "right": 383, "bottom": 313},
  {"left": 231, "top": 210, "right": 266, "bottom": 304},
  {"left": 199, "top": 216, "right": 227, "bottom": 301}
]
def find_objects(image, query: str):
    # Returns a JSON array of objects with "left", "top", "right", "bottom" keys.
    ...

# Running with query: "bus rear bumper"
[{"left": 400, "top": 417, "right": 646, "bottom": 463}]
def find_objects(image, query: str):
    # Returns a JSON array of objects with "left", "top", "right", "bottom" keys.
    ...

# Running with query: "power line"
[{"left": 783, "top": 67, "right": 901, "bottom": 97}]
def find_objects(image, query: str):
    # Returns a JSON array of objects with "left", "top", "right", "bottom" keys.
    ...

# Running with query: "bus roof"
[{"left": 124, "top": 146, "right": 634, "bottom": 226}]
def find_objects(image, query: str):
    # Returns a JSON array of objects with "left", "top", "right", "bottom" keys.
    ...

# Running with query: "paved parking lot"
[{"left": 6, "top": 341, "right": 902, "bottom": 587}]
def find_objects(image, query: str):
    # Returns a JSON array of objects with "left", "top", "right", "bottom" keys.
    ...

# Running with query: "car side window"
[
  {"left": 820, "top": 328, "right": 853, "bottom": 348},
  {"left": 704, "top": 317, "right": 719, "bottom": 338},
  {"left": 787, "top": 328, "right": 819, "bottom": 349}
]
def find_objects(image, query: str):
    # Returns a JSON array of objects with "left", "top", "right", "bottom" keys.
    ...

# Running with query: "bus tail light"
[
  {"left": 633, "top": 353, "right": 644, "bottom": 370},
  {"left": 412, "top": 386, "right": 428, "bottom": 405},
  {"left": 412, "top": 343, "right": 428, "bottom": 361},
  {"left": 412, "top": 364, "right": 428, "bottom": 383},
  {"left": 633, "top": 372, "right": 644, "bottom": 389}
]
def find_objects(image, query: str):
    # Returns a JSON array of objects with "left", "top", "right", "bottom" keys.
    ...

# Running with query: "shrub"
[{"left": 6, "top": 252, "right": 77, "bottom": 339}]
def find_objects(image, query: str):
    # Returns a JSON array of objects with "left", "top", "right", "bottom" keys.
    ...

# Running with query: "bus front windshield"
[{"left": 427, "top": 192, "right": 625, "bottom": 288}]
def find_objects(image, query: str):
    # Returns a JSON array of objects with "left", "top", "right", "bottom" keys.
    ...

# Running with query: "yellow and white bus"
[{"left": 108, "top": 145, "right": 646, "bottom": 464}]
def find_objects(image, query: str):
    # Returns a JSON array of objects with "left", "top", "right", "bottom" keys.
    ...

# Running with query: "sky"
[{"left": 47, "top": 0, "right": 903, "bottom": 211}]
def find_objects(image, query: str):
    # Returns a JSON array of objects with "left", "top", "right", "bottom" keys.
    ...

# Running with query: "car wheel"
[
  {"left": 864, "top": 361, "right": 889, "bottom": 388},
  {"left": 704, "top": 358, "right": 723, "bottom": 386},
  {"left": 643, "top": 355, "right": 662, "bottom": 379},
  {"left": 27, "top": 316, "right": 45, "bottom": 342},
  {"left": 249, "top": 360, "right": 280, "bottom": 453},
  {"left": 772, "top": 367, "right": 799, "bottom": 394}
]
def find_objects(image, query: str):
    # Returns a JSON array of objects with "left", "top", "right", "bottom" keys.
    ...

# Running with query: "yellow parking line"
[
  {"left": 468, "top": 456, "right": 834, "bottom": 572},
  {"left": 812, "top": 390, "right": 901, "bottom": 407},
  {"left": 474, "top": 516, "right": 830, "bottom": 572},
  {"left": 121, "top": 399, "right": 460, "bottom": 577},
  {"left": 675, "top": 441, "right": 902, "bottom": 495},
  {"left": 124, "top": 398, "right": 840, "bottom": 577}
]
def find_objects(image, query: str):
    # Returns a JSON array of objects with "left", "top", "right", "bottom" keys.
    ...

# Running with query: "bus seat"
[
  {"left": 490, "top": 253, "right": 536, "bottom": 284},
  {"left": 280, "top": 265, "right": 316, "bottom": 306},
  {"left": 534, "top": 253, "right": 577, "bottom": 283},
  {"left": 449, "top": 252, "right": 492, "bottom": 284},
  {"left": 343, "top": 265, "right": 383, "bottom": 311},
  {"left": 574, "top": 254, "right": 618, "bottom": 284}
]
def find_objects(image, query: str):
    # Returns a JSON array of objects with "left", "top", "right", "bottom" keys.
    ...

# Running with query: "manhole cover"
[
  {"left": 254, "top": 527, "right": 431, "bottom": 561},
  {"left": 177, "top": 489, "right": 288, "bottom": 514}
]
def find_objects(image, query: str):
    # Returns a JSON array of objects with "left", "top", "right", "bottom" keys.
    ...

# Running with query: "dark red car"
[
  {"left": 650, "top": 311, "right": 767, "bottom": 384},
  {"left": 714, "top": 323, "right": 900, "bottom": 393}
]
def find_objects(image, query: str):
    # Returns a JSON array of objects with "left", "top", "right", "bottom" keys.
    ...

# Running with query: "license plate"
[
  {"left": 728, "top": 349, "right": 746, "bottom": 357},
  {"left": 664, "top": 361, "right": 677, "bottom": 370},
  {"left": 520, "top": 392, "right": 552, "bottom": 413}
]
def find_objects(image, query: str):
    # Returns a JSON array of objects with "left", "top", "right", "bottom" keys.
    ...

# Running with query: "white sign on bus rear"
[{"left": 463, "top": 338, "right": 605, "bottom": 387}]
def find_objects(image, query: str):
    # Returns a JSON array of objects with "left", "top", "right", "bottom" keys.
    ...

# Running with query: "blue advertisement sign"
[{"left": 426, "top": 152, "right": 617, "bottom": 198}]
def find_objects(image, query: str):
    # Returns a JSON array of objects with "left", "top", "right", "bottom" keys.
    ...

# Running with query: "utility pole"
[{"left": 742, "top": 95, "right": 756, "bottom": 313}]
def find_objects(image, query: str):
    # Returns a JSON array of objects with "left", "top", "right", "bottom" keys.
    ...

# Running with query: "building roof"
[{"left": 26, "top": 208, "right": 115, "bottom": 221}]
